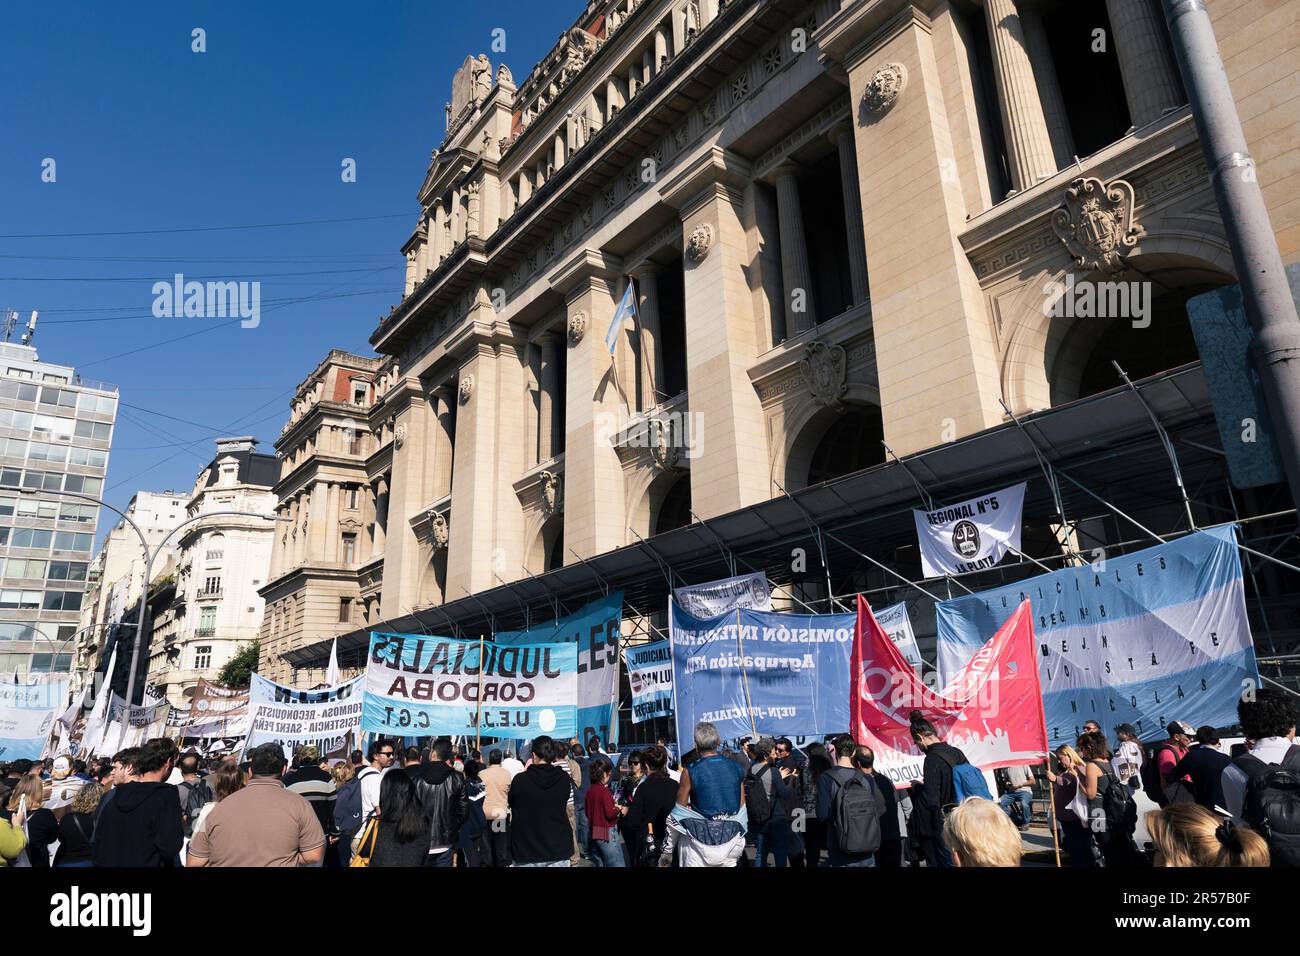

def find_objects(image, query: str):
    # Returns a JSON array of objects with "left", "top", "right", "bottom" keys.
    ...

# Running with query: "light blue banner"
[
  {"left": 496, "top": 593, "right": 623, "bottom": 747},
  {"left": 0, "top": 678, "right": 66, "bottom": 761},
  {"left": 935, "top": 526, "right": 1259, "bottom": 745},
  {"left": 669, "top": 604, "right": 854, "bottom": 744},
  {"left": 361, "top": 632, "right": 578, "bottom": 739}
]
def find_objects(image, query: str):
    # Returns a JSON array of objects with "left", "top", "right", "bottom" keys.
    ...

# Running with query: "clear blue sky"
[{"left": 0, "top": 0, "right": 573, "bottom": 544}]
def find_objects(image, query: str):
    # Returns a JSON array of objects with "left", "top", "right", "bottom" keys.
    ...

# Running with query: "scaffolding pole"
[
  {"left": 1000, "top": 399, "right": 1082, "bottom": 563},
  {"left": 1114, "top": 361, "right": 1197, "bottom": 532},
  {"left": 773, "top": 478, "right": 845, "bottom": 612}
]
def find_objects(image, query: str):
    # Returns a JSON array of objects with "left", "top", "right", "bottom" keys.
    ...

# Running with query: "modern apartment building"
[{"left": 0, "top": 341, "right": 116, "bottom": 678}]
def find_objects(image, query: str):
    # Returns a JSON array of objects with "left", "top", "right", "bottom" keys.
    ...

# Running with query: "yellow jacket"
[{"left": 0, "top": 817, "right": 26, "bottom": 867}]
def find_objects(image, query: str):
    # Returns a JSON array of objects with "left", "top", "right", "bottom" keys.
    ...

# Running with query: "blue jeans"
[
  {"left": 754, "top": 818, "right": 789, "bottom": 868},
  {"left": 574, "top": 803, "right": 590, "bottom": 858},
  {"left": 589, "top": 831, "right": 625, "bottom": 867},
  {"left": 422, "top": 848, "right": 455, "bottom": 867},
  {"left": 1000, "top": 789, "right": 1033, "bottom": 828},
  {"left": 515, "top": 860, "right": 571, "bottom": 867},
  {"left": 831, "top": 855, "right": 876, "bottom": 868}
]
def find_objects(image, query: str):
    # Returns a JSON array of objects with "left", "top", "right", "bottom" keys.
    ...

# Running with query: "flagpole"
[
  {"left": 474, "top": 636, "right": 485, "bottom": 753},
  {"left": 735, "top": 608, "right": 757, "bottom": 739}
]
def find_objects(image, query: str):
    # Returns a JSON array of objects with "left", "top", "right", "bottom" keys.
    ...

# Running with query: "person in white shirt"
[
  {"left": 359, "top": 740, "right": 395, "bottom": 823},
  {"left": 1111, "top": 723, "right": 1145, "bottom": 786},
  {"left": 1221, "top": 689, "right": 1298, "bottom": 820},
  {"left": 501, "top": 750, "right": 526, "bottom": 778}
]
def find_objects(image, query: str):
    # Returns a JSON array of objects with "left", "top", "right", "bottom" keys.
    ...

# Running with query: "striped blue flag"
[{"left": 604, "top": 281, "right": 637, "bottom": 354}]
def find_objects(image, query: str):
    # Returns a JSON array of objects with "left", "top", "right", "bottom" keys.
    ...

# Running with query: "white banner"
[
  {"left": 875, "top": 601, "right": 924, "bottom": 671},
  {"left": 913, "top": 483, "right": 1026, "bottom": 577},
  {"left": 0, "top": 679, "right": 65, "bottom": 762},
  {"left": 674, "top": 572, "right": 772, "bottom": 617},
  {"left": 245, "top": 673, "right": 364, "bottom": 758}
]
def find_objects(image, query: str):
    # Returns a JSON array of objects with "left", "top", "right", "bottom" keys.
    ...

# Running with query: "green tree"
[{"left": 216, "top": 641, "right": 259, "bottom": 688}]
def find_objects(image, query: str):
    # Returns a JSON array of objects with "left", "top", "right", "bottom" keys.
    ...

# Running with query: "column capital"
[
  {"left": 548, "top": 248, "right": 623, "bottom": 298},
  {"left": 657, "top": 145, "right": 753, "bottom": 214},
  {"left": 815, "top": 0, "right": 932, "bottom": 75}
]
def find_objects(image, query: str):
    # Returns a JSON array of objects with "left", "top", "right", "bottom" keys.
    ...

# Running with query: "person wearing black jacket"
[
  {"left": 908, "top": 711, "right": 967, "bottom": 868},
  {"left": 508, "top": 736, "right": 575, "bottom": 866},
  {"left": 622, "top": 745, "right": 678, "bottom": 866},
  {"left": 416, "top": 739, "right": 468, "bottom": 867},
  {"left": 751, "top": 738, "right": 795, "bottom": 867},
  {"left": 1170, "top": 726, "right": 1232, "bottom": 814},
  {"left": 92, "top": 740, "right": 184, "bottom": 867}
]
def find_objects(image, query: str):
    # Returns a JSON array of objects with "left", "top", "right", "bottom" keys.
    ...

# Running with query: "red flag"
[{"left": 851, "top": 595, "right": 1047, "bottom": 789}]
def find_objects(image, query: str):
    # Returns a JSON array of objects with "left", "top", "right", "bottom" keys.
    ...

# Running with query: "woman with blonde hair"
[
  {"left": 2, "top": 774, "right": 56, "bottom": 867},
  {"left": 1146, "top": 803, "right": 1269, "bottom": 867},
  {"left": 54, "top": 782, "right": 104, "bottom": 867},
  {"left": 943, "top": 796, "right": 1023, "bottom": 866},
  {"left": 331, "top": 762, "right": 354, "bottom": 787},
  {"left": 1046, "top": 744, "right": 1095, "bottom": 867}
]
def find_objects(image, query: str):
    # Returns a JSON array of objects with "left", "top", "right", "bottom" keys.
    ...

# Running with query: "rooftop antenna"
[
  {"left": 20, "top": 311, "right": 38, "bottom": 347},
  {"left": 1, "top": 309, "right": 17, "bottom": 343}
]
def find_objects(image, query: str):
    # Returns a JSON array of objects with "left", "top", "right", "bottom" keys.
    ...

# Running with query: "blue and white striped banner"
[
  {"left": 627, "top": 640, "right": 672, "bottom": 723},
  {"left": 935, "top": 526, "right": 1259, "bottom": 745}
]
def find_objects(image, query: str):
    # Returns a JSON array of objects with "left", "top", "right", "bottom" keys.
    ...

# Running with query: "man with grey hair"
[{"left": 660, "top": 722, "right": 748, "bottom": 866}]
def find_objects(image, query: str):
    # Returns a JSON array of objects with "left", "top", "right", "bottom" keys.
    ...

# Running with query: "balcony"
[
  {"left": 194, "top": 627, "right": 215, "bottom": 638},
  {"left": 196, "top": 588, "right": 223, "bottom": 602}
]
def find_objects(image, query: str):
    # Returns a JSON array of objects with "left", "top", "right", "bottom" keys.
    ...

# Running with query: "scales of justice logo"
[{"left": 951, "top": 520, "right": 980, "bottom": 559}]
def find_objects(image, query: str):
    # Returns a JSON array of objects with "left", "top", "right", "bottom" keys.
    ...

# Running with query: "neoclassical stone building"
[{"left": 278, "top": 0, "right": 1300, "bottom": 696}]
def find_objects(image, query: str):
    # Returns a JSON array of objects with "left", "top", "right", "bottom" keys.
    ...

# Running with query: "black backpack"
[
  {"left": 827, "top": 767, "right": 882, "bottom": 856},
  {"left": 1140, "top": 743, "right": 1186, "bottom": 807},
  {"left": 1093, "top": 765, "right": 1137, "bottom": 841},
  {"left": 334, "top": 768, "right": 373, "bottom": 837},
  {"left": 744, "top": 766, "right": 774, "bottom": 831},
  {"left": 1235, "top": 745, "right": 1300, "bottom": 867},
  {"left": 178, "top": 777, "right": 213, "bottom": 835}
]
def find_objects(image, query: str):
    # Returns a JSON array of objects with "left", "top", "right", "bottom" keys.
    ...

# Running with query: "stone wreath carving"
[
  {"left": 568, "top": 310, "right": 587, "bottom": 345},
  {"left": 458, "top": 375, "right": 474, "bottom": 405},
  {"left": 687, "top": 223, "right": 713, "bottom": 262},
  {"left": 1051, "top": 176, "right": 1139, "bottom": 275},
  {"left": 863, "top": 62, "right": 907, "bottom": 115},
  {"left": 541, "top": 470, "right": 563, "bottom": 516},
  {"left": 429, "top": 510, "right": 449, "bottom": 549},
  {"left": 799, "top": 342, "right": 848, "bottom": 408}
]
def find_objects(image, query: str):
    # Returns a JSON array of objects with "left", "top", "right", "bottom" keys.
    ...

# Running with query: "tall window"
[
  {"left": 199, "top": 607, "right": 216, "bottom": 633},
  {"left": 204, "top": 576, "right": 221, "bottom": 594},
  {"left": 194, "top": 645, "right": 212, "bottom": 669},
  {"left": 341, "top": 533, "right": 357, "bottom": 564},
  {"left": 338, "top": 598, "right": 353, "bottom": 624},
  {"left": 346, "top": 486, "right": 359, "bottom": 510}
]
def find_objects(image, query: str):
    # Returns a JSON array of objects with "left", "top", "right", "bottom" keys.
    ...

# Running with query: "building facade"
[
  {"left": 279, "top": 0, "right": 1300, "bottom": 701},
  {"left": 77, "top": 490, "right": 189, "bottom": 674},
  {"left": 0, "top": 341, "right": 117, "bottom": 679},
  {"left": 257, "top": 351, "right": 397, "bottom": 683},
  {"left": 145, "top": 437, "right": 276, "bottom": 706}
]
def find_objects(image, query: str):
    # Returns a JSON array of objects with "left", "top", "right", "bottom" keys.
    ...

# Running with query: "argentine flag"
[{"left": 604, "top": 281, "right": 637, "bottom": 354}]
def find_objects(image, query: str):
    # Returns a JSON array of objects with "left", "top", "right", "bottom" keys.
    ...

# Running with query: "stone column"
[
  {"left": 307, "top": 481, "right": 328, "bottom": 560},
  {"left": 537, "top": 336, "right": 560, "bottom": 461},
  {"left": 985, "top": 0, "right": 1058, "bottom": 192},
  {"left": 774, "top": 164, "right": 816, "bottom": 334},
  {"left": 1105, "top": 0, "right": 1183, "bottom": 127},
  {"left": 1019, "top": 0, "right": 1075, "bottom": 168},
  {"left": 324, "top": 483, "right": 339, "bottom": 563},
  {"left": 376, "top": 382, "right": 434, "bottom": 618},
  {"left": 632, "top": 265, "right": 664, "bottom": 409},
  {"left": 655, "top": 25, "right": 670, "bottom": 70},
  {"left": 431, "top": 386, "right": 455, "bottom": 501},
  {"left": 404, "top": 250, "right": 417, "bottom": 295},
  {"left": 431, "top": 200, "right": 446, "bottom": 265},
  {"left": 831, "top": 125, "right": 870, "bottom": 306},
  {"left": 370, "top": 476, "right": 387, "bottom": 556}
]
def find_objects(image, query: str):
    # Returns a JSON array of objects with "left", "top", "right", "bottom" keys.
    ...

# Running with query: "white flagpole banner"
[
  {"left": 874, "top": 601, "right": 924, "bottom": 671},
  {"left": 627, "top": 640, "right": 673, "bottom": 723},
  {"left": 102, "top": 694, "right": 170, "bottom": 750},
  {"left": 325, "top": 637, "right": 340, "bottom": 687},
  {"left": 674, "top": 572, "right": 772, "bottom": 617},
  {"left": 912, "top": 482, "right": 1026, "bottom": 577}
]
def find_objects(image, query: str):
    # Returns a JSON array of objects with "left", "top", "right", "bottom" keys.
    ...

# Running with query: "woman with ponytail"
[{"left": 1146, "top": 803, "right": 1269, "bottom": 867}]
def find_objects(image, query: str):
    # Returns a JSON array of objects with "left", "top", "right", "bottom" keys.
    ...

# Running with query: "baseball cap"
[{"left": 1167, "top": 720, "right": 1195, "bottom": 737}]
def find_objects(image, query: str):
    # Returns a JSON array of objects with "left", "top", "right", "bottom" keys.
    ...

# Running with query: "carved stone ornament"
[
  {"left": 540, "top": 471, "right": 563, "bottom": 516},
  {"left": 650, "top": 418, "right": 682, "bottom": 472},
  {"left": 686, "top": 223, "right": 713, "bottom": 263},
  {"left": 393, "top": 423, "right": 407, "bottom": 449},
  {"left": 863, "top": 62, "right": 907, "bottom": 115},
  {"left": 567, "top": 310, "right": 587, "bottom": 345},
  {"left": 458, "top": 375, "right": 474, "bottom": 404},
  {"left": 1051, "top": 177, "right": 1139, "bottom": 275},
  {"left": 429, "top": 510, "right": 449, "bottom": 550},
  {"left": 496, "top": 63, "right": 513, "bottom": 86},
  {"left": 799, "top": 342, "right": 848, "bottom": 408}
]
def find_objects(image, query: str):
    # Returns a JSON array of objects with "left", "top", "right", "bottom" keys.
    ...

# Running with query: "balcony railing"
[{"left": 194, "top": 627, "right": 215, "bottom": 638}]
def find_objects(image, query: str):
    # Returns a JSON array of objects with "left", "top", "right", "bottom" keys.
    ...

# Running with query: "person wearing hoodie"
[
  {"left": 508, "top": 736, "right": 574, "bottom": 866},
  {"left": 415, "top": 738, "right": 468, "bottom": 867},
  {"left": 92, "top": 739, "right": 184, "bottom": 867},
  {"left": 908, "top": 711, "right": 968, "bottom": 868}
]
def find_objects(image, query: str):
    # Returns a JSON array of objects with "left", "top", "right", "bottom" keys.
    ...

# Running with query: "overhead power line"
[{"left": 0, "top": 212, "right": 412, "bottom": 240}]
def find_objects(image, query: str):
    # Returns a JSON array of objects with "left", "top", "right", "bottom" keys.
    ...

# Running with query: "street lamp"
[{"left": 15, "top": 487, "right": 277, "bottom": 749}]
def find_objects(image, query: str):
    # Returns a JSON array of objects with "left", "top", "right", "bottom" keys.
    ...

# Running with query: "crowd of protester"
[{"left": 1, "top": 687, "right": 1296, "bottom": 868}]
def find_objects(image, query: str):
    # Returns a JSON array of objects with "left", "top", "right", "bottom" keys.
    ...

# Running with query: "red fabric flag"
[{"left": 851, "top": 595, "right": 1047, "bottom": 789}]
